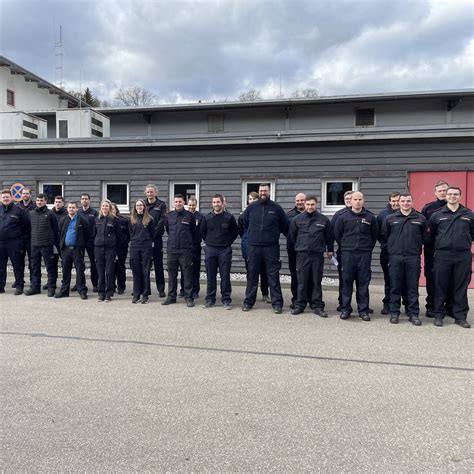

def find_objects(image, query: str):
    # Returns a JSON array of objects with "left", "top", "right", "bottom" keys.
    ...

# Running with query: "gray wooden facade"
[{"left": 1, "top": 90, "right": 473, "bottom": 278}]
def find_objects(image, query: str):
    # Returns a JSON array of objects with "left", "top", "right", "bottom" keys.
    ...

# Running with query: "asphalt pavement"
[{"left": 1, "top": 281, "right": 473, "bottom": 472}]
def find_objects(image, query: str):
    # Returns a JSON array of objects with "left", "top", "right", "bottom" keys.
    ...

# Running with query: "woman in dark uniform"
[{"left": 112, "top": 203, "right": 130, "bottom": 295}]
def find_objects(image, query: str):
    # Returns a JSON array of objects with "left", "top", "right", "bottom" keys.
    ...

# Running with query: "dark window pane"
[
  {"left": 42, "top": 184, "right": 63, "bottom": 203},
  {"left": 7, "top": 89, "right": 15, "bottom": 106},
  {"left": 326, "top": 182, "right": 354, "bottom": 205},
  {"left": 23, "top": 120, "right": 38, "bottom": 130},
  {"left": 59, "top": 120, "right": 68, "bottom": 138},
  {"left": 106, "top": 184, "right": 128, "bottom": 205},
  {"left": 174, "top": 184, "right": 196, "bottom": 204}
]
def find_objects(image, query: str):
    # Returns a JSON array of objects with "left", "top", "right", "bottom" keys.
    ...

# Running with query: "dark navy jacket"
[
  {"left": 117, "top": 215, "right": 131, "bottom": 248},
  {"left": 59, "top": 213, "right": 91, "bottom": 251},
  {"left": 78, "top": 207, "right": 98, "bottom": 245},
  {"left": 52, "top": 206, "right": 68, "bottom": 226},
  {"left": 0, "top": 202, "right": 30, "bottom": 242},
  {"left": 289, "top": 211, "right": 334, "bottom": 253},
  {"left": 421, "top": 199, "right": 446, "bottom": 251},
  {"left": 201, "top": 211, "right": 238, "bottom": 247},
  {"left": 129, "top": 215, "right": 154, "bottom": 248},
  {"left": 242, "top": 199, "right": 288, "bottom": 246},
  {"left": 165, "top": 209, "right": 196, "bottom": 254},
  {"left": 17, "top": 200, "right": 36, "bottom": 212},
  {"left": 94, "top": 215, "right": 121, "bottom": 248},
  {"left": 334, "top": 208, "right": 378, "bottom": 252},
  {"left": 377, "top": 204, "right": 397, "bottom": 249},
  {"left": 145, "top": 198, "right": 166, "bottom": 242},
  {"left": 238, "top": 212, "right": 249, "bottom": 259},
  {"left": 191, "top": 211, "right": 203, "bottom": 248},
  {"left": 427, "top": 205, "right": 474, "bottom": 252},
  {"left": 330, "top": 206, "right": 350, "bottom": 252},
  {"left": 381, "top": 209, "right": 426, "bottom": 257},
  {"left": 286, "top": 206, "right": 302, "bottom": 249}
]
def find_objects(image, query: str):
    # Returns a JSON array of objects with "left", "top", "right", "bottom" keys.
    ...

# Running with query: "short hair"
[
  {"left": 145, "top": 184, "right": 157, "bottom": 191},
  {"left": 21, "top": 188, "right": 31, "bottom": 194},
  {"left": 174, "top": 194, "right": 185, "bottom": 200},
  {"left": 54, "top": 195, "right": 64, "bottom": 202},
  {"left": 446, "top": 186, "right": 462, "bottom": 195},
  {"left": 36, "top": 193, "right": 47, "bottom": 200},
  {"left": 399, "top": 193, "right": 412, "bottom": 199},
  {"left": 67, "top": 200, "right": 78, "bottom": 207},
  {"left": 434, "top": 180, "right": 449, "bottom": 189},
  {"left": 188, "top": 197, "right": 197, "bottom": 204},
  {"left": 248, "top": 191, "right": 258, "bottom": 199},
  {"left": 259, "top": 183, "right": 270, "bottom": 189},
  {"left": 305, "top": 195, "right": 318, "bottom": 202},
  {"left": 80, "top": 193, "right": 91, "bottom": 199},
  {"left": 388, "top": 192, "right": 400, "bottom": 200},
  {"left": 212, "top": 194, "right": 224, "bottom": 202},
  {"left": 343, "top": 191, "right": 353, "bottom": 198},
  {"left": 1, "top": 189, "right": 12, "bottom": 196}
]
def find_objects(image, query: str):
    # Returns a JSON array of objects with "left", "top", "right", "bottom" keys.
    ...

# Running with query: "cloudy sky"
[{"left": 1, "top": 0, "right": 473, "bottom": 104}]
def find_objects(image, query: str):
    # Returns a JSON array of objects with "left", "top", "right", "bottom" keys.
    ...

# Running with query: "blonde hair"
[
  {"left": 130, "top": 199, "right": 152, "bottom": 226},
  {"left": 98, "top": 199, "right": 116, "bottom": 218}
]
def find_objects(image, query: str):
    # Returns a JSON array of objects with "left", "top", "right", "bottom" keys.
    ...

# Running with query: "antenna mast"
[{"left": 54, "top": 25, "right": 63, "bottom": 89}]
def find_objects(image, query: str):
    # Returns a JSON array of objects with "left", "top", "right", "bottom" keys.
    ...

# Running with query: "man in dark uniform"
[
  {"left": 182, "top": 197, "right": 202, "bottom": 299},
  {"left": 381, "top": 193, "right": 426, "bottom": 326},
  {"left": 421, "top": 180, "right": 449, "bottom": 317},
  {"left": 242, "top": 183, "right": 289, "bottom": 314},
  {"left": 162, "top": 194, "right": 197, "bottom": 307},
  {"left": 0, "top": 189, "right": 30, "bottom": 294},
  {"left": 25, "top": 193, "right": 60, "bottom": 296},
  {"left": 428, "top": 187, "right": 473, "bottom": 328},
  {"left": 144, "top": 184, "right": 166, "bottom": 297},
  {"left": 16, "top": 187, "right": 36, "bottom": 287},
  {"left": 55, "top": 201, "right": 91, "bottom": 299},
  {"left": 201, "top": 194, "right": 239, "bottom": 309},
  {"left": 377, "top": 192, "right": 400, "bottom": 314},
  {"left": 77, "top": 193, "right": 99, "bottom": 292},
  {"left": 334, "top": 191, "right": 378, "bottom": 321},
  {"left": 289, "top": 196, "right": 333, "bottom": 317},
  {"left": 286, "top": 192, "right": 306, "bottom": 309}
]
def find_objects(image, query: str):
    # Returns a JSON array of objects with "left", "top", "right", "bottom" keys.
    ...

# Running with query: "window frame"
[
  {"left": 102, "top": 182, "right": 130, "bottom": 214},
  {"left": 169, "top": 181, "right": 200, "bottom": 210},
  {"left": 321, "top": 178, "right": 359, "bottom": 215},
  {"left": 38, "top": 182, "right": 64, "bottom": 209},
  {"left": 6, "top": 89, "right": 15, "bottom": 107},
  {"left": 241, "top": 179, "right": 276, "bottom": 211}
]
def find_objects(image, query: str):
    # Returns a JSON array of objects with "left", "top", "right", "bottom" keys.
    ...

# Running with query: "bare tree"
[
  {"left": 115, "top": 87, "right": 158, "bottom": 106},
  {"left": 238, "top": 88, "right": 262, "bottom": 102},
  {"left": 291, "top": 88, "right": 319, "bottom": 98}
]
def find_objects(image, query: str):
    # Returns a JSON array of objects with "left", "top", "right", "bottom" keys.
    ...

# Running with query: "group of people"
[{"left": 0, "top": 181, "right": 472, "bottom": 328}]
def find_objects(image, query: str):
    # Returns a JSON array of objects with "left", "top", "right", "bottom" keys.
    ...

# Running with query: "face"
[
  {"left": 389, "top": 195, "right": 400, "bottom": 210},
  {"left": 145, "top": 187, "right": 157, "bottom": 201},
  {"left": 212, "top": 197, "right": 224, "bottom": 213},
  {"left": 248, "top": 194, "right": 257, "bottom": 204},
  {"left": 351, "top": 192, "right": 364, "bottom": 211},
  {"left": 305, "top": 199, "right": 317, "bottom": 213},
  {"left": 21, "top": 189, "right": 31, "bottom": 202},
  {"left": 187, "top": 200, "right": 197, "bottom": 213},
  {"left": 259, "top": 186, "right": 270, "bottom": 201},
  {"left": 67, "top": 203, "right": 77, "bottom": 217},
  {"left": 135, "top": 201, "right": 145, "bottom": 214},
  {"left": 174, "top": 197, "right": 185, "bottom": 211},
  {"left": 399, "top": 195, "right": 413, "bottom": 212},
  {"left": 54, "top": 198, "right": 64, "bottom": 210},
  {"left": 446, "top": 188, "right": 461, "bottom": 205},
  {"left": 295, "top": 193, "right": 306, "bottom": 211},
  {"left": 80, "top": 195, "right": 90, "bottom": 208},
  {"left": 101, "top": 201, "right": 110, "bottom": 215},
  {"left": 1, "top": 193, "right": 12, "bottom": 206},
  {"left": 344, "top": 194, "right": 353, "bottom": 207},
  {"left": 435, "top": 184, "right": 448, "bottom": 201},
  {"left": 36, "top": 197, "right": 47, "bottom": 208}
]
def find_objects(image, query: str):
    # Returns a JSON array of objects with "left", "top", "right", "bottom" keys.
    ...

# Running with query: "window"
[
  {"left": 321, "top": 179, "right": 358, "bottom": 214},
  {"left": 58, "top": 120, "right": 68, "bottom": 138},
  {"left": 39, "top": 182, "right": 64, "bottom": 207},
  {"left": 169, "top": 182, "right": 199, "bottom": 210},
  {"left": 7, "top": 89, "right": 15, "bottom": 107},
  {"left": 355, "top": 108, "right": 375, "bottom": 127},
  {"left": 103, "top": 183, "right": 129, "bottom": 214},
  {"left": 241, "top": 180, "right": 276, "bottom": 210}
]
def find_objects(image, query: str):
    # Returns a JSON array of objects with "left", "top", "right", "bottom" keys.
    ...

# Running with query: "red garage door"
[{"left": 409, "top": 171, "right": 474, "bottom": 288}]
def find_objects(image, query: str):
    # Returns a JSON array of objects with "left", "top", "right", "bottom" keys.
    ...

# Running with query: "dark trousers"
[
  {"left": 168, "top": 252, "right": 193, "bottom": 300},
  {"left": 380, "top": 249, "right": 390, "bottom": 307},
  {"left": 115, "top": 244, "right": 129, "bottom": 292},
  {"left": 19, "top": 239, "right": 33, "bottom": 284},
  {"left": 388, "top": 256, "right": 421, "bottom": 316},
  {"left": 336, "top": 248, "right": 343, "bottom": 308},
  {"left": 295, "top": 252, "right": 324, "bottom": 311},
  {"left": 181, "top": 246, "right": 201, "bottom": 296},
  {"left": 95, "top": 246, "right": 116, "bottom": 298},
  {"left": 433, "top": 250, "right": 471, "bottom": 321},
  {"left": 130, "top": 245, "right": 152, "bottom": 299},
  {"left": 0, "top": 240, "right": 24, "bottom": 290},
  {"left": 244, "top": 258, "right": 268, "bottom": 297},
  {"left": 245, "top": 244, "right": 283, "bottom": 308},
  {"left": 84, "top": 243, "right": 98, "bottom": 288},
  {"left": 205, "top": 245, "right": 232, "bottom": 304},
  {"left": 51, "top": 253, "right": 60, "bottom": 285},
  {"left": 425, "top": 249, "right": 454, "bottom": 314},
  {"left": 152, "top": 241, "right": 165, "bottom": 293},
  {"left": 60, "top": 247, "right": 87, "bottom": 295},
  {"left": 287, "top": 247, "right": 298, "bottom": 304},
  {"left": 31, "top": 245, "right": 56, "bottom": 290},
  {"left": 341, "top": 251, "right": 372, "bottom": 314}
]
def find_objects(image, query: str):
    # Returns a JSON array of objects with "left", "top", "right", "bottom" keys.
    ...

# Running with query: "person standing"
[
  {"left": 242, "top": 183, "right": 289, "bottom": 314},
  {"left": 289, "top": 196, "right": 333, "bottom": 317},
  {"left": 0, "top": 189, "right": 30, "bottom": 294},
  {"left": 112, "top": 203, "right": 130, "bottom": 295},
  {"left": 16, "top": 187, "right": 36, "bottom": 287},
  {"left": 144, "top": 184, "right": 167, "bottom": 297},
  {"left": 129, "top": 199, "right": 155, "bottom": 304},
  {"left": 381, "top": 193, "right": 426, "bottom": 325},
  {"left": 55, "top": 201, "right": 91, "bottom": 299},
  {"left": 25, "top": 194, "right": 60, "bottom": 297},
  {"left": 162, "top": 195, "right": 197, "bottom": 307},
  {"left": 334, "top": 191, "right": 378, "bottom": 321},
  {"left": 201, "top": 194, "right": 239, "bottom": 309},
  {"left": 94, "top": 199, "right": 121, "bottom": 302},
  {"left": 183, "top": 197, "right": 203, "bottom": 299},
  {"left": 286, "top": 193, "right": 306, "bottom": 309},
  {"left": 78, "top": 193, "right": 99, "bottom": 292},
  {"left": 428, "top": 187, "right": 473, "bottom": 328}
]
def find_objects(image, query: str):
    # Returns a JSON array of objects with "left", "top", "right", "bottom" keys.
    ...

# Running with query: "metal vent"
[
  {"left": 23, "top": 120, "right": 38, "bottom": 130},
  {"left": 208, "top": 114, "right": 224, "bottom": 133},
  {"left": 355, "top": 108, "right": 375, "bottom": 126}
]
